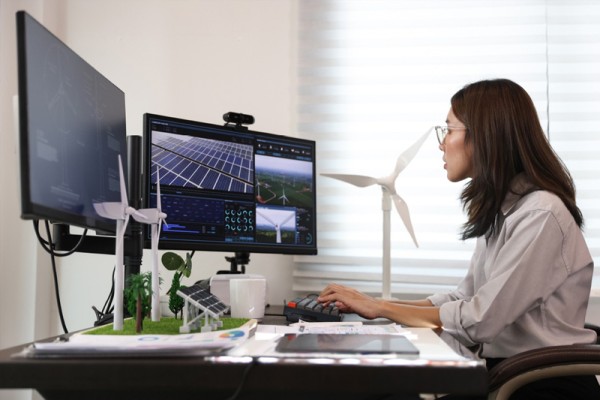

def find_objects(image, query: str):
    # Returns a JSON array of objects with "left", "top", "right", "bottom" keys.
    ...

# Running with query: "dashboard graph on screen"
[{"left": 143, "top": 114, "right": 317, "bottom": 255}]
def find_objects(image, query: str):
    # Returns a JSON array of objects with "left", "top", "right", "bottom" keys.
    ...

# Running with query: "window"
[{"left": 294, "top": 0, "right": 600, "bottom": 296}]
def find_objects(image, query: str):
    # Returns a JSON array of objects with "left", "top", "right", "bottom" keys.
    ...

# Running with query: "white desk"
[{"left": 0, "top": 319, "right": 488, "bottom": 399}]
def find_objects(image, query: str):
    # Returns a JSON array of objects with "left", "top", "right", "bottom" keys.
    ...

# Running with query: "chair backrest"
[
  {"left": 487, "top": 323, "right": 600, "bottom": 400},
  {"left": 585, "top": 323, "right": 600, "bottom": 344}
]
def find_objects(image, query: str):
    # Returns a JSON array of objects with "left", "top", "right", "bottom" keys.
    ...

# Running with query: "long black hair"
[{"left": 451, "top": 79, "right": 582, "bottom": 239}]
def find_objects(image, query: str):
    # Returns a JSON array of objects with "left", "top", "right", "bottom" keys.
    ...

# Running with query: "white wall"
[{"left": 0, "top": 0, "right": 298, "bottom": 365}]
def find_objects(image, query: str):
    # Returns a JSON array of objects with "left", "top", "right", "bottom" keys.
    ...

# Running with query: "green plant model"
[
  {"left": 161, "top": 251, "right": 193, "bottom": 319},
  {"left": 125, "top": 272, "right": 153, "bottom": 333}
]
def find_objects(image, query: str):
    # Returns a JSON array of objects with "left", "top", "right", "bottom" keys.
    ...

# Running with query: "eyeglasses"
[{"left": 435, "top": 125, "right": 467, "bottom": 145}]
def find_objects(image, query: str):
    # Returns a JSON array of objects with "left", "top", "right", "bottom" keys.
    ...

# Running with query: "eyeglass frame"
[{"left": 435, "top": 125, "right": 468, "bottom": 145}]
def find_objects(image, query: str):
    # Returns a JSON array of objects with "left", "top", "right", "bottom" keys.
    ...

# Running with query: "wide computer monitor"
[
  {"left": 16, "top": 11, "right": 127, "bottom": 235},
  {"left": 143, "top": 113, "right": 317, "bottom": 263}
]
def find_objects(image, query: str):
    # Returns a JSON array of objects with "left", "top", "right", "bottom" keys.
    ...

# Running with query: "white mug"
[{"left": 229, "top": 278, "right": 266, "bottom": 319}]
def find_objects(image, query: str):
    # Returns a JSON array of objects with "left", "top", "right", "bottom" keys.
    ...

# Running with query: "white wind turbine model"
[
  {"left": 133, "top": 167, "right": 168, "bottom": 322},
  {"left": 93, "top": 155, "right": 145, "bottom": 330},
  {"left": 321, "top": 127, "right": 433, "bottom": 299}
]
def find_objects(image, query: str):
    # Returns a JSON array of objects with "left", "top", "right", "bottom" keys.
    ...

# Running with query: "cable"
[
  {"left": 43, "top": 220, "right": 69, "bottom": 334},
  {"left": 103, "top": 267, "right": 116, "bottom": 315},
  {"left": 33, "top": 220, "right": 88, "bottom": 257},
  {"left": 223, "top": 359, "right": 257, "bottom": 400},
  {"left": 92, "top": 266, "right": 116, "bottom": 326},
  {"left": 32, "top": 220, "right": 115, "bottom": 329}
]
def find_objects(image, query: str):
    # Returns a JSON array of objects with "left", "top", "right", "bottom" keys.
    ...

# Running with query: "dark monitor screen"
[
  {"left": 16, "top": 11, "right": 127, "bottom": 233},
  {"left": 143, "top": 113, "right": 317, "bottom": 255}
]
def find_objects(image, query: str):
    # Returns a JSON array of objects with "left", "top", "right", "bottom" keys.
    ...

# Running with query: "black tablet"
[{"left": 275, "top": 333, "right": 419, "bottom": 355}]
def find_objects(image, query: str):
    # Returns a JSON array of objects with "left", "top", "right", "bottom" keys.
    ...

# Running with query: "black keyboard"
[{"left": 283, "top": 294, "right": 344, "bottom": 323}]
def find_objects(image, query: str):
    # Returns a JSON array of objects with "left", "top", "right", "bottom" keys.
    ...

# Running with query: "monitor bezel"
[{"left": 142, "top": 113, "right": 318, "bottom": 256}]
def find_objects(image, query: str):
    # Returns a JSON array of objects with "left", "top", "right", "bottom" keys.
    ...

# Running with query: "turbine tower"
[
  {"left": 133, "top": 167, "right": 168, "bottom": 322},
  {"left": 93, "top": 155, "right": 145, "bottom": 330}
]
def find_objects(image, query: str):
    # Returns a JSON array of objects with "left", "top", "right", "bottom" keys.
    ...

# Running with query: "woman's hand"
[{"left": 318, "top": 283, "right": 382, "bottom": 319}]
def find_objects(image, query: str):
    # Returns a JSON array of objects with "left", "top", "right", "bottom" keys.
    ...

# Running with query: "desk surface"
[{"left": 0, "top": 308, "right": 488, "bottom": 400}]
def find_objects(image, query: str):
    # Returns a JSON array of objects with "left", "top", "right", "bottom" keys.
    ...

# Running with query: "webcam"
[{"left": 223, "top": 112, "right": 255, "bottom": 126}]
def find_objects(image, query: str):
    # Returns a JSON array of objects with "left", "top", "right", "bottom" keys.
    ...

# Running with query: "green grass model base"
[{"left": 85, "top": 317, "right": 250, "bottom": 336}]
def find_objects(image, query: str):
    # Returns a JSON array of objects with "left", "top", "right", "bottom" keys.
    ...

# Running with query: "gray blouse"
[{"left": 428, "top": 174, "right": 596, "bottom": 358}]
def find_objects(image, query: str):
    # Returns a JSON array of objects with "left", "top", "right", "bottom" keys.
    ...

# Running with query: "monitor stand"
[{"left": 217, "top": 251, "right": 250, "bottom": 274}]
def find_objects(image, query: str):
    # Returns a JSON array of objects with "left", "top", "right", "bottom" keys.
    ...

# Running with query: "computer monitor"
[
  {"left": 143, "top": 113, "right": 317, "bottom": 267},
  {"left": 16, "top": 11, "right": 127, "bottom": 235}
]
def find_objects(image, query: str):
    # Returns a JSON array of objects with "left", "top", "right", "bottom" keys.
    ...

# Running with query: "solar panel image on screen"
[
  {"left": 143, "top": 113, "right": 317, "bottom": 255},
  {"left": 152, "top": 131, "right": 253, "bottom": 193}
]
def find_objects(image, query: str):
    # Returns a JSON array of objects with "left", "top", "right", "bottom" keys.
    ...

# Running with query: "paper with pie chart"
[{"left": 25, "top": 324, "right": 253, "bottom": 358}]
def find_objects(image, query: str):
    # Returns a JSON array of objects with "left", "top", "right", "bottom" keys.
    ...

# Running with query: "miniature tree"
[
  {"left": 168, "top": 273, "right": 184, "bottom": 319},
  {"left": 161, "top": 251, "right": 193, "bottom": 319},
  {"left": 125, "top": 272, "right": 153, "bottom": 333}
]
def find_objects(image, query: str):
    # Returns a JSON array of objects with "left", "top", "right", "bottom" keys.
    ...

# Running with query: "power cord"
[
  {"left": 32, "top": 220, "right": 73, "bottom": 334},
  {"left": 33, "top": 220, "right": 117, "bottom": 329},
  {"left": 33, "top": 220, "right": 88, "bottom": 257},
  {"left": 224, "top": 359, "right": 258, "bottom": 400},
  {"left": 92, "top": 267, "right": 116, "bottom": 326}
]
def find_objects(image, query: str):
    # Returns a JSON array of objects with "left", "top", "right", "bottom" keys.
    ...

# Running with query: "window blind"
[
  {"left": 294, "top": 0, "right": 600, "bottom": 296},
  {"left": 546, "top": 1, "right": 600, "bottom": 290}
]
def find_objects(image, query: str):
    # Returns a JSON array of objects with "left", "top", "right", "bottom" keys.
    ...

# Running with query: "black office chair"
[{"left": 486, "top": 324, "right": 600, "bottom": 400}]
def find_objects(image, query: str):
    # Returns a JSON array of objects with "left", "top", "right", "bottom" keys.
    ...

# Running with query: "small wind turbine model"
[
  {"left": 93, "top": 155, "right": 145, "bottom": 330},
  {"left": 133, "top": 167, "right": 168, "bottom": 322},
  {"left": 321, "top": 127, "right": 433, "bottom": 299}
]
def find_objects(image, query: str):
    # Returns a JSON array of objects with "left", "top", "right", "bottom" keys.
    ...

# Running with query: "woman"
[{"left": 318, "top": 79, "right": 600, "bottom": 399}]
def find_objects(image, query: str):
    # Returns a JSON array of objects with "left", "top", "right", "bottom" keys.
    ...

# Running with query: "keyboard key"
[
  {"left": 305, "top": 300, "right": 318, "bottom": 310},
  {"left": 297, "top": 298, "right": 312, "bottom": 309}
]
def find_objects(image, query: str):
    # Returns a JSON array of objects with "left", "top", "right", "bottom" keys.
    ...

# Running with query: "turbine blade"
[
  {"left": 156, "top": 166, "right": 162, "bottom": 211},
  {"left": 132, "top": 208, "right": 157, "bottom": 223},
  {"left": 152, "top": 223, "right": 160, "bottom": 250},
  {"left": 391, "top": 193, "right": 419, "bottom": 248},
  {"left": 118, "top": 154, "right": 129, "bottom": 207},
  {"left": 256, "top": 209, "right": 276, "bottom": 227},
  {"left": 392, "top": 126, "right": 434, "bottom": 177},
  {"left": 94, "top": 202, "right": 125, "bottom": 219},
  {"left": 121, "top": 214, "right": 130, "bottom": 236},
  {"left": 320, "top": 173, "right": 377, "bottom": 188},
  {"left": 130, "top": 208, "right": 148, "bottom": 220},
  {"left": 93, "top": 202, "right": 112, "bottom": 219},
  {"left": 281, "top": 212, "right": 296, "bottom": 225}
]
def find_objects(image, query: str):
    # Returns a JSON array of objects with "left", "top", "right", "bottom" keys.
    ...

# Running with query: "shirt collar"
[{"left": 500, "top": 173, "right": 539, "bottom": 216}]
